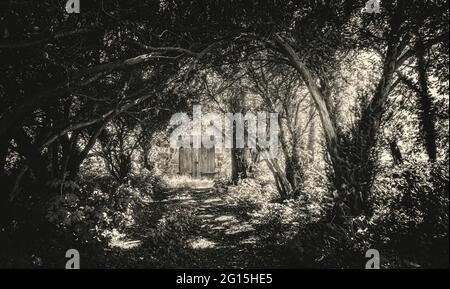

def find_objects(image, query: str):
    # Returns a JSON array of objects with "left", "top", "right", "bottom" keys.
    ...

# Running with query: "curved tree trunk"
[
  {"left": 264, "top": 157, "right": 292, "bottom": 199},
  {"left": 274, "top": 1, "right": 405, "bottom": 218}
]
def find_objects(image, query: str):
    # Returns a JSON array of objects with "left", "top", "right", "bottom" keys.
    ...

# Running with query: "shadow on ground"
[{"left": 108, "top": 180, "right": 288, "bottom": 269}]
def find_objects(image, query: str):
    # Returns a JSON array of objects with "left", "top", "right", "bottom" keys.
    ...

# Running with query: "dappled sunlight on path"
[
  {"left": 161, "top": 175, "right": 215, "bottom": 190},
  {"left": 108, "top": 178, "right": 284, "bottom": 269},
  {"left": 159, "top": 186, "right": 265, "bottom": 268}
]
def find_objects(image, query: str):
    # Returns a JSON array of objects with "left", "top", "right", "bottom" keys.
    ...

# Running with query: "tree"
[
  {"left": 245, "top": 62, "right": 314, "bottom": 198},
  {"left": 269, "top": 0, "right": 448, "bottom": 218}
]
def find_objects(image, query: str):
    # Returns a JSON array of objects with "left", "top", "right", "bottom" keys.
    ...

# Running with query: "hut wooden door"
[
  {"left": 179, "top": 145, "right": 215, "bottom": 177},
  {"left": 199, "top": 146, "right": 215, "bottom": 177},
  {"left": 179, "top": 147, "right": 192, "bottom": 175}
]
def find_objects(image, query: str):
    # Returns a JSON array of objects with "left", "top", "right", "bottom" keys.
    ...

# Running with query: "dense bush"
[
  {"left": 46, "top": 180, "right": 137, "bottom": 245},
  {"left": 368, "top": 160, "right": 449, "bottom": 268},
  {"left": 130, "top": 171, "right": 164, "bottom": 199},
  {"left": 222, "top": 160, "right": 449, "bottom": 268},
  {"left": 139, "top": 206, "right": 201, "bottom": 268},
  {"left": 251, "top": 199, "right": 305, "bottom": 247},
  {"left": 281, "top": 160, "right": 450, "bottom": 268},
  {"left": 224, "top": 178, "right": 278, "bottom": 219},
  {"left": 0, "top": 166, "right": 165, "bottom": 268}
]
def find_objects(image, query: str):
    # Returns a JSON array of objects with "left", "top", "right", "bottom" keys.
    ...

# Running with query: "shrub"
[
  {"left": 368, "top": 160, "right": 449, "bottom": 267},
  {"left": 251, "top": 200, "right": 302, "bottom": 246},
  {"left": 46, "top": 179, "right": 138, "bottom": 246},
  {"left": 140, "top": 206, "right": 201, "bottom": 268},
  {"left": 130, "top": 171, "right": 163, "bottom": 199},
  {"left": 224, "top": 178, "right": 278, "bottom": 218}
]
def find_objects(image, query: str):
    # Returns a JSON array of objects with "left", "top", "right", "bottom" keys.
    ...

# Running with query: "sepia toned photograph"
[{"left": 0, "top": 0, "right": 448, "bottom": 273}]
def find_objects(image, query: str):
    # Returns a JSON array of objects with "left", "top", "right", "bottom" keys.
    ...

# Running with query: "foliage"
[
  {"left": 161, "top": 175, "right": 214, "bottom": 190},
  {"left": 223, "top": 160, "right": 449, "bottom": 268},
  {"left": 139, "top": 206, "right": 201, "bottom": 268},
  {"left": 224, "top": 178, "right": 278, "bottom": 218},
  {"left": 368, "top": 160, "right": 449, "bottom": 267},
  {"left": 0, "top": 0, "right": 448, "bottom": 269},
  {"left": 46, "top": 177, "right": 142, "bottom": 245}
]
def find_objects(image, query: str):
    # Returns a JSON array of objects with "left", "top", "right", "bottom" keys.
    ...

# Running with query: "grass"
[{"left": 161, "top": 175, "right": 215, "bottom": 189}]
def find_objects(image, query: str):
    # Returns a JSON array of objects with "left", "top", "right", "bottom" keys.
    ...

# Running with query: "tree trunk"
[
  {"left": 264, "top": 157, "right": 292, "bottom": 199},
  {"left": 348, "top": 15, "right": 403, "bottom": 216},
  {"left": 141, "top": 140, "right": 154, "bottom": 172},
  {"left": 274, "top": 1, "right": 404, "bottom": 218},
  {"left": 67, "top": 121, "right": 109, "bottom": 180},
  {"left": 274, "top": 34, "right": 339, "bottom": 160},
  {"left": 231, "top": 147, "right": 248, "bottom": 184},
  {"left": 229, "top": 88, "right": 249, "bottom": 184},
  {"left": 284, "top": 151, "right": 303, "bottom": 195},
  {"left": 389, "top": 138, "right": 403, "bottom": 165},
  {"left": 307, "top": 102, "right": 317, "bottom": 163},
  {"left": 416, "top": 44, "right": 437, "bottom": 162}
]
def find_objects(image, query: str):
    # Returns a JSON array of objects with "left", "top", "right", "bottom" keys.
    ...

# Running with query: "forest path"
[
  {"left": 108, "top": 180, "right": 285, "bottom": 268},
  {"left": 159, "top": 186, "right": 267, "bottom": 268}
]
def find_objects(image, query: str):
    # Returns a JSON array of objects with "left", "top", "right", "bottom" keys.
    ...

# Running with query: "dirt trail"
[
  {"left": 109, "top": 181, "right": 284, "bottom": 268},
  {"left": 161, "top": 186, "right": 266, "bottom": 268}
]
